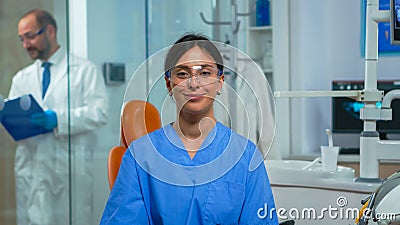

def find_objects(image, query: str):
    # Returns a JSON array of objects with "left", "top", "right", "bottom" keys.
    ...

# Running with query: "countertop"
[{"left": 286, "top": 154, "right": 400, "bottom": 164}]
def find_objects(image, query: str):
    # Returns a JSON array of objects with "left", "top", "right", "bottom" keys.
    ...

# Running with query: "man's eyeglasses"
[
  {"left": 18, "top": 27, "right": 46, "bottom": 42},
  {"left": 167, "top": 65, "right": 222, "bottom": 86}
]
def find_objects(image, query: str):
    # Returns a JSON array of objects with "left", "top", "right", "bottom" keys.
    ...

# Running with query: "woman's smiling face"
[{"left": 166, "top": 46, "right": 224, "bottom": 116}]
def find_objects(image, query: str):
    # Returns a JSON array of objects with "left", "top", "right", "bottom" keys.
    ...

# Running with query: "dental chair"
[{"left": 107, "top": 100, "right": 161, "bottom": 189}]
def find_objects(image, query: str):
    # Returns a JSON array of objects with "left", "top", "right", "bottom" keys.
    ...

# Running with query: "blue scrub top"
[{"left": 100, "top": 122, "right": 278, "bottom": 225}]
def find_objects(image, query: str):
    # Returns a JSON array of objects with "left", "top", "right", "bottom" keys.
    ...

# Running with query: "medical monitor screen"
[
  {"left": 332, "top": 80, "right": 400, "bottom": 135},
  {"left": 391, "top": 0, "right": 400, "bottom": 44}
]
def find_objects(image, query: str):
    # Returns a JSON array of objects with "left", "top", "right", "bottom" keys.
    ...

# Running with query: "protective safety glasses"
[
  {"left": 167, "top": 65, "right": 222, "bottom": 87},
  {"left": 18, "top": 27, "right": 46, "bottom": 42}
]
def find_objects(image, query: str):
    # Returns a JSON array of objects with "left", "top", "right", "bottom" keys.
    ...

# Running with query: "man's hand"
[{"left": 30, "top": 110, "right": 58, "bottom": 130}]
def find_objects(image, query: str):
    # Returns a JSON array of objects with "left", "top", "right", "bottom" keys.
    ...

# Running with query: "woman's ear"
[
  {"left": 217, "top": 73, "right": 224, "bottom": 90},
  {"left": 219, "top": 73, "right": 225, "bottom": 82},
  {"left": 165, "top": 76, "right": 172, "bottom": 93}
]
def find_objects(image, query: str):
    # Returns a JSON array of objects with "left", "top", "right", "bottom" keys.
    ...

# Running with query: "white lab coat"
[{"left": 8, "top": 48, "right": 108, "bottom": 225}]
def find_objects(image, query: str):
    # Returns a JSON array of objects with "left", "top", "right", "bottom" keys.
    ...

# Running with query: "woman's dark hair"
[{"left": 164, "top": 33, "right": 224, "bottom": 77}]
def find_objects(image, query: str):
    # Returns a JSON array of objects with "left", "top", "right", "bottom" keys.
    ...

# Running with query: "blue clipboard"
[{"left": 0, "top": 94, "right": 52, "bottom": 141}]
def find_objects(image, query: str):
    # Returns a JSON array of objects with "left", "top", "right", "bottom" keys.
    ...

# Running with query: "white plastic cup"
[{"left": 320, "top": 146, "right": 340, "bottom": 172}]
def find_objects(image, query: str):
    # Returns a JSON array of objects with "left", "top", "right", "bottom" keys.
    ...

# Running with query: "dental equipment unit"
[{"left": 274, "top": 0, "right": 400, "bottom": 182}]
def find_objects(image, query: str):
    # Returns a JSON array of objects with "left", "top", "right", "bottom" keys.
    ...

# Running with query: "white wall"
[
  {"left": 288, "top": 0, "right": 400, "bottom": 155},
  {"left": 85, "top": 1, "right": 146, "bottom": 223}
]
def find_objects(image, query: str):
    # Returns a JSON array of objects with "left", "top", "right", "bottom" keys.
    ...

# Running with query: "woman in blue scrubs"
[{"left": 100, "top": 33, "right": 279, "bottom": 225}]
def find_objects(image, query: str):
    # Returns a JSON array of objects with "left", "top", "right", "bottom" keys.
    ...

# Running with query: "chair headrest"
[{"left": 120, "top": 100, "right": 161, "bottom": 147}]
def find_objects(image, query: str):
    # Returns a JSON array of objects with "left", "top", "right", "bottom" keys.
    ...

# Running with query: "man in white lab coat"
[{"left": 9, "top": 9, "right": 108, "bottom": 225}]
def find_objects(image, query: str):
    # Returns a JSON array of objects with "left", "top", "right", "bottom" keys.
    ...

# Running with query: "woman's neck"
[
  {"left": 174, "top": 116, "right": 216, "bottom": 139},
  {"left": 172, "top": 113, "right": 216, "bottom": 159}
]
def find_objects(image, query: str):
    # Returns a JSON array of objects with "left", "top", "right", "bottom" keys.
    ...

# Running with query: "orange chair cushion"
[
  {"left": 121, "top": 100, "right": 161, "bottom": 147},
  {"left": 108, "top": 146, "right": 127, "bottom": 189},
  {"left": 108, "top": 100, "right": 161, "bottom": 189}
]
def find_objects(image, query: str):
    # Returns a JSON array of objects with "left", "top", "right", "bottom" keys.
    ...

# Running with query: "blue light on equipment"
[{"left": 343, "top": 101, "right": 383, "bottom": 119}]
